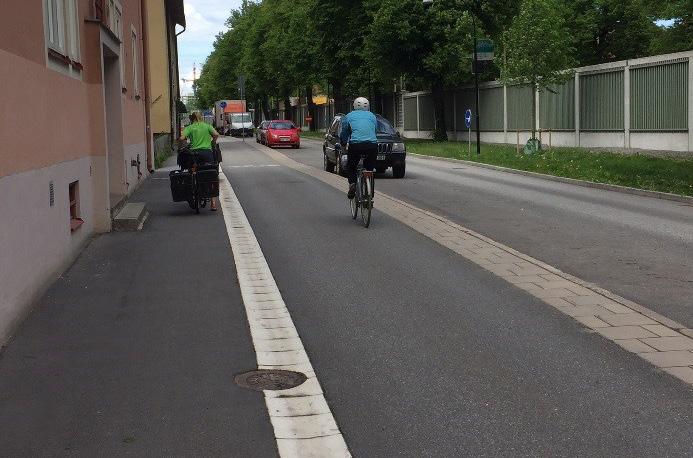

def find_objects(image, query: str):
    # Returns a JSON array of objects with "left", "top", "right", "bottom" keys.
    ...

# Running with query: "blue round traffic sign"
[
  {"left": 220, "top": 101, "right": 227, "bottom": 109},
  {"left": 464, "top": 109, "right": 472, "bottom": 129}
]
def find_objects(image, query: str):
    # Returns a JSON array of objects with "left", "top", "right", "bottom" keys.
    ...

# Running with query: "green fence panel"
[
  {"left": 455, "top": 90, "right": 476, "bottom": 131},
  {"left": 580, "top": 70, "right": 624, "bottom": 131},
  {"left": 419, "top": 94, "right": 435, "bottom": 131},
  {"left": 507, "top": 85, "right": 534, "bottom": 131},
  {"left": 630, "top": 61, "right": 689, "bottom": 131},
  {"left": 479, "top": 87, "right": 504, "bottom": 131},
  {"left": 540, "top": 79, "right": 575, "bottom": 130},
  {"left": 403, "top": 96, "right": 418, "bottom": 130}
]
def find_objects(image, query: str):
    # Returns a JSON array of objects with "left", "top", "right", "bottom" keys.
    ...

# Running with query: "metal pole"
[
  {"left": 468, "top": 126, "right": 471, "bottom": 157},
  {"left": 473, "top": 14, "right": 480, "bottom": 156}
]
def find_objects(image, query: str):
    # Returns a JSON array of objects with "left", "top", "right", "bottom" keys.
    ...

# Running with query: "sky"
[{"left": 178, "top": 0, "right": 243, "bottom": 96}]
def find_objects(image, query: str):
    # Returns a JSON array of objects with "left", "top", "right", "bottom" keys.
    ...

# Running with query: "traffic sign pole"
[{"left": 473, "top": 19, "right": 480, "bottom": 156}]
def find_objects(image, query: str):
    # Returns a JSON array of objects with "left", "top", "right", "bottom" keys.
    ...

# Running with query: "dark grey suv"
[{"left": 322, "top": 114, "right": 406, "bottom": 178}]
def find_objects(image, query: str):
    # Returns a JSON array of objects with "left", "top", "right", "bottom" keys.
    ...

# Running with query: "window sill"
[
  {"left": 70, "top": 218, "right": 84, "bottom": 232},
  {"left": 48, "top": 47, "right": 71, "bottom": 65}
]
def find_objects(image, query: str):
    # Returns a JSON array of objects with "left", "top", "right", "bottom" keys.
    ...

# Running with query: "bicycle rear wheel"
[
  {"left": 360, "top": 174, "right": 372, "bottom": 228},
  {"left": 350, "top": 179, "right": 358, "bottom": 219}
]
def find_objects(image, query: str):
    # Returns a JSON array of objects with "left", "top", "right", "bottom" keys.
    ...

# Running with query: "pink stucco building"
[{"left": 0, "top": 1, "right": 184, "bottom": 345}]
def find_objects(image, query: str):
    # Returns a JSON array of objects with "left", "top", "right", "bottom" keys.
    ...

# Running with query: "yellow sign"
[{"left": 312, "top": 95, "right": 328, "bottom": 105}]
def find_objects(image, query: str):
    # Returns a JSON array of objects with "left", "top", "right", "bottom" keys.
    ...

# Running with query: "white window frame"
[
  {"left": 45, "top": 0, "right": 66, "bottom": 55},
  {"left": 65, "top": 0, "right": 80, "bottom": 62},
  {"left": 44, "top": 0, "right": 82, "bottom": 78},
  {"left": 131, "top": 26, "right": 140, "bottom": 97}
]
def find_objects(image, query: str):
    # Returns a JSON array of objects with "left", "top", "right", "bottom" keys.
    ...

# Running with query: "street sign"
[
  {"left": 476, "top": 39, "right": 494, "bottom": 61},
  {"left": 219, "top": 101, "right": 227, "bottom": 109},
  {"left": 464, "top": 109, "right": 472, "bottom": 129}
]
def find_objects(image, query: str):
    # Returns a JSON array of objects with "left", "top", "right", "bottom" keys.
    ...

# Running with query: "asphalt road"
[
  {"left": 287, "top": 138, "right": 693, "bottom": 329},
  {"left": 221, "top": 139, "right": 693, "bottom": 456}
]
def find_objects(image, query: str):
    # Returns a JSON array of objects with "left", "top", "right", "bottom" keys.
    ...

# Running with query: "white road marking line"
[{"left": 218, "top": 171, "right": 351, "bottom": 457}]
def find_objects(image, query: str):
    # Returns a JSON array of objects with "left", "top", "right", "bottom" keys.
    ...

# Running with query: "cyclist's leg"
[
  {"left": 363, "top": 143, "right": 377, "bottom": 172},
  {"left": 346, "top": 148, "right": 361, "bottom": 185}
]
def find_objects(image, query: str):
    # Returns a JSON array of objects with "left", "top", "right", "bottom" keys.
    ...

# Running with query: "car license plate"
[{"left": 377, "top": 155, "right": 386, "bottom": 161}]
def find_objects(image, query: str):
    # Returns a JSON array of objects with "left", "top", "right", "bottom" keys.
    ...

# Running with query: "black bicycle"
[
  {"left": 170, "top": 145, "right": 219, "bottom": 214},
  {"left": 349, "top": 154, "right": 375, "bottom": 228}
]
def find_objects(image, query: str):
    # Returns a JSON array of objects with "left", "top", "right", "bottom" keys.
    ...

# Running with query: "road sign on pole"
[
  {"left": 476, "top": 39, "right": 494, "bottom": 61},
  {"left": 220, "top": 101, "right": 227, "bottom": 109}
]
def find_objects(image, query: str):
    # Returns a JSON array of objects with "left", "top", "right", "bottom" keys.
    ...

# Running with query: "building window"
[
  {"left": 131, "top": 27, "right": 140, "bottom": 98},
  {"left": 69, "top": 181, "right": 84, "bottom": 232},
  {"left": 44, "top": 0, "right": 81, "bottom": 77}
]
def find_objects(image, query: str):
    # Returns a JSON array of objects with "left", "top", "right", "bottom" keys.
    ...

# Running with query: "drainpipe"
[
  {"left": 173, "top": 20, "right": 186, "bottom": 150},
  {"left": 141, "top": 0, "right": 154, "bottom": 172}
]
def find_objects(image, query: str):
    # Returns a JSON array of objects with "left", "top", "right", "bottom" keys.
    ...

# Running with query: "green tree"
[
  {"left": 502, "top": 0, "right": 576, "bottom": 141},
  {"left": 367, "top": 0, "right": 481, "bottom": 141},
  {"left": 648, "top": 0, "right": 693, "bottom": 54}
]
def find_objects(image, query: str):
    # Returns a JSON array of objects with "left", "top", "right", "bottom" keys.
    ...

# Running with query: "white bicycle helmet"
[{"left": 353, "top": 97, "right": 370, "bottom": 111}]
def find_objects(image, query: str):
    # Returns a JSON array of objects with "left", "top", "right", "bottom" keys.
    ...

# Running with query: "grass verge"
[
  {"left": 300, "top": 130, "right": 327, "bottom": 140},
  {"left": 406, "top": 140, "right": 693, "bottom": 197}
]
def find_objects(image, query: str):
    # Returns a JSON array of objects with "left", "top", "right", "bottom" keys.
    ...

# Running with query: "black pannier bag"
[
  {"left": 213, "top": 143, "right": 223, "bottom": 163},
  {"left": 196, "top": 165, "right": 220, "bottom": 198},
  {"left": 170, "top": 170, "right": 192, "bottom": 202}
]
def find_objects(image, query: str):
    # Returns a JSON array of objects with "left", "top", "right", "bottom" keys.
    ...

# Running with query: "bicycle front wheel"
[{"left": 360, "top": 175, "right": 372, "bottom": 228}]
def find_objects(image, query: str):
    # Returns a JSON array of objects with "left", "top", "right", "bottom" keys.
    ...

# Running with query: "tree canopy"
[{"left": 195, "top": 0, "right": 691, "bottom": 132}]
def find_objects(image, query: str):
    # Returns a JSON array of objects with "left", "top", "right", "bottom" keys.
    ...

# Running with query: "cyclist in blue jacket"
[{"left": 340, "top": 97, "right": 378, "bottom": 199}]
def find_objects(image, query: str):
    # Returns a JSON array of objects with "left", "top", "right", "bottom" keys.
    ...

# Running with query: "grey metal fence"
[{"left": 400, "top": 50, "right": 693, "bottom": 152}]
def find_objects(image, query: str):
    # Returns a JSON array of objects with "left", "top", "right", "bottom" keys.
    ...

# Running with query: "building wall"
[
  {"left": 0, "top": 0, "right": 152, "bottom": 346},
  {"left": 145, "top": 0, "right": 172, "bottom": 136}
]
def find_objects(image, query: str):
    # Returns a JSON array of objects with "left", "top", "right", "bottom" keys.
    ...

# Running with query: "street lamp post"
[{"left": 472, "top": 10, "right": 480, "bottom": 156}]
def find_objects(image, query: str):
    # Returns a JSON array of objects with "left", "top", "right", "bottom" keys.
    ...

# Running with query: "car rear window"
[
  {"left": 270, "top": 122, "right": 295, "bottom": 130},
  {"left": 376, "top": 117, "right": 396, "bottom": 135}
]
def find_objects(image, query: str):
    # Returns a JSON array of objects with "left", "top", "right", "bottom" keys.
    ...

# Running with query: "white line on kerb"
[{"left": 218, "top": 171, "right": 351, "bottom": 457}]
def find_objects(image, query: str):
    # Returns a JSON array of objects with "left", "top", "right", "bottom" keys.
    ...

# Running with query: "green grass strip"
[{"left": 406, "top": 140, "right": 693, "bottom": 197}]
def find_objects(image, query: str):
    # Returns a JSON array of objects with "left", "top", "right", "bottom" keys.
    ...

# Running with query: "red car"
[{"left": 264, "top": 120, "right": 301, "bottom": 149}]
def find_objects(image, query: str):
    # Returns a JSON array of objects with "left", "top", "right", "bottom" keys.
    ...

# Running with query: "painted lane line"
[
  {"left": 218, "top": 171, "right": 351, "bottom": 457},
  {"left": 258, "top": 145, "right": 693, "bottom": 388}
]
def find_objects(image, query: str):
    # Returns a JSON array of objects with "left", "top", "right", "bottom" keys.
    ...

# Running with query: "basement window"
[{"left": 69, "top": 181, "right": 84, "bottom": 232}]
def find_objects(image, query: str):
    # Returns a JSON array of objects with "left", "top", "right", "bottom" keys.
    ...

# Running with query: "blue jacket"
[{"left": 340, "top": 110, "right": 378, "bottom": 145}]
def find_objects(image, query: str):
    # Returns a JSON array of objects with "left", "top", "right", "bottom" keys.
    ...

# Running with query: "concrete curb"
[{"left": 409, "top": 153, "right": 693, "bottom": 204}]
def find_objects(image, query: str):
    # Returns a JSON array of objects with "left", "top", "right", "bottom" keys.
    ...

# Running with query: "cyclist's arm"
[
  {"left": 179, "top": 125, "right": 190, "bottom": 142},
  {"left": 339, "top": 116, "right": 351, "bottom": 145},
  {"left": 209, "top": 124, "right": 219, "bottom": 141}
]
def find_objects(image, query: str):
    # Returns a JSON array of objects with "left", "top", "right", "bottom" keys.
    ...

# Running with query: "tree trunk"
[
  {"left": 305, "top": 85, "right": 316, "bottom": 131},
  {"left": 432, "top": 81, "right": 448, "bottom": 142},
  {"left": 262, "top": 95, "right": 270, "bottom": 121},
  {"left": 373, "top": 87, "right": 383, "bottom": 116},
  {"left": 331, "top": 79, "right": 345, "bottom": 114},
  {"left": 284, "top": 96, "right": 292, "bottom": 121}
]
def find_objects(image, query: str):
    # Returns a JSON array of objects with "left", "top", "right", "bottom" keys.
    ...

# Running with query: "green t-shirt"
[{"left": 183, "top": 122, "right": 215, "bottom": 150}]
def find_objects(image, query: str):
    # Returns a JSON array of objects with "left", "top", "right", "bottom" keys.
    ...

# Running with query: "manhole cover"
[{"left": 234, "top": 370, "right": 307, "bottom": 391}]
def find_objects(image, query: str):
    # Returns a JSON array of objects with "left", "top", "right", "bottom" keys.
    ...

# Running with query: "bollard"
[{"left": 549, "top": 130, "right": 552, "bottom": 151}]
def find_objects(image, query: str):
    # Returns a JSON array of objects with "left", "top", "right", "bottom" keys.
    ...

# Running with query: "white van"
[{"left": 228, "top": 113, "right": 254, "bottom": 137}]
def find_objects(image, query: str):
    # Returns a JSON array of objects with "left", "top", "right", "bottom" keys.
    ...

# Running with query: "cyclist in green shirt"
[{"left": 180, "top": 112, "right": 220, "bottom": 210}]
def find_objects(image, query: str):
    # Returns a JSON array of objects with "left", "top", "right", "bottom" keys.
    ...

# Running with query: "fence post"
[
  {"left": 416, "top": 94, "right": 420, "bottom": 133},
  {"left": 688, "top": 56, "right": 693, "bottom": 153},
  {"left": 574, "top": 72, "right": 580, "bottom": 147},
  {"left": 516, "top": 130, "right": 520, "bottom": 154},
  {"left": 503, "top": 84, "right": 508, "bottom": 143},
  {"left": 624, "top": 64, "right": 631, "bottom": 149},
  {"left": 549, "top": 129, "right": 552, "bottom": 151}
]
